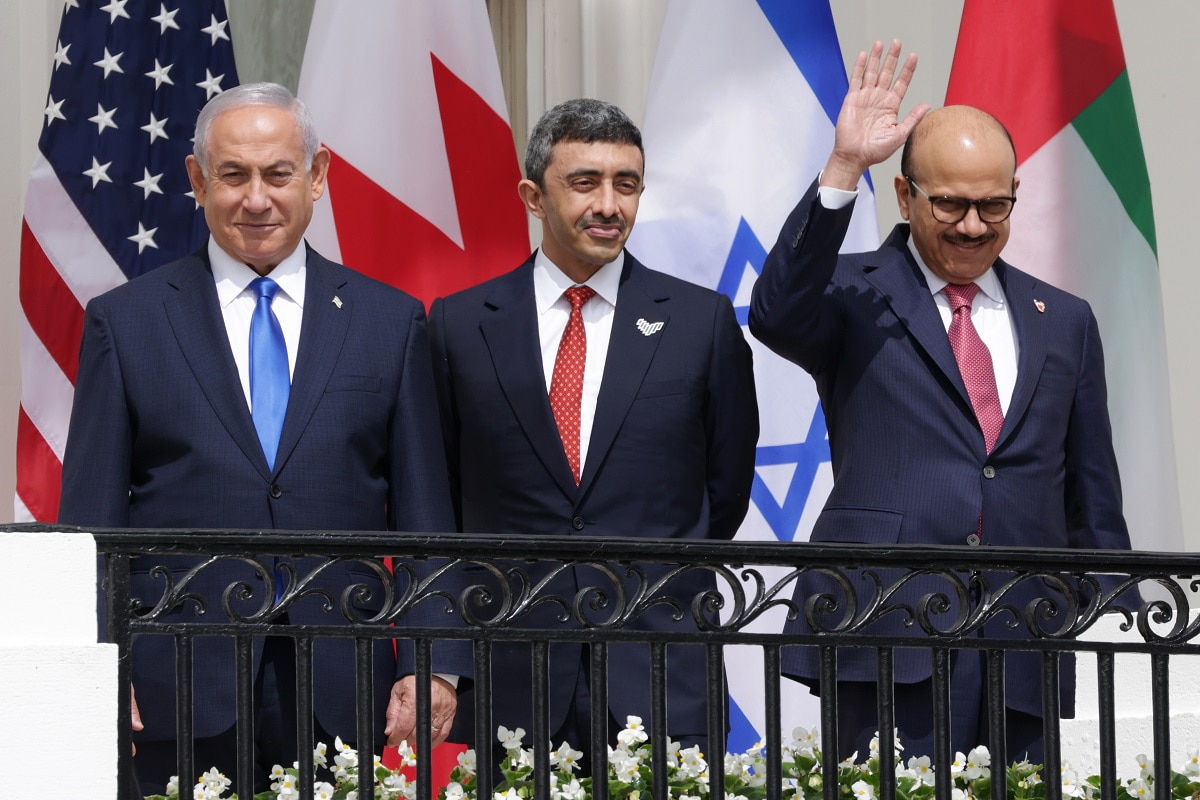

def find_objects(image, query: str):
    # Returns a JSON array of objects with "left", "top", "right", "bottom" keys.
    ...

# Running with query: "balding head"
[{"left": 894, "top": 105, "right": 1020, "bottom": 285}]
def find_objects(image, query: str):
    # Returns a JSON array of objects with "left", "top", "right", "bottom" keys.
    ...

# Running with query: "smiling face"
[
  {"left": 518, "top": 139, "right": 644, "bottom": 283},
  {"left": 895, "top": 107, "right": 1019, "bottom": 285},
  {"left": 185, "top": 104, "right": 330, "bottom": 275}
]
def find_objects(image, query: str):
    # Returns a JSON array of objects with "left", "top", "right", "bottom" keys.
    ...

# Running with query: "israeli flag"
[{"left": 629, "top": 0, "right": 880, "bottom": 750}]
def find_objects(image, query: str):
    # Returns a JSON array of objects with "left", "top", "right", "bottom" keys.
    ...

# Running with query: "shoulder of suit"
[
  {"left": 310, "top": 251, "right": 425, "bottom": 312},
  {"left": 624, "top": 256, "right": 729, "bottom": 305}
]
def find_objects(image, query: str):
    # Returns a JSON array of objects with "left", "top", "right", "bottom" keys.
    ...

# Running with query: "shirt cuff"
[
  {"left": 817, "top": 183, "right": 858, "bottom": 210},
  {"left": 433, "top": 672, "right": 460, "bottom": 690}
]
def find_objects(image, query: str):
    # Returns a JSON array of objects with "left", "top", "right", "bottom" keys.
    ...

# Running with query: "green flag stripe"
[{"left": 1072, "top": 70, "right": 1157, "bottom": 257}]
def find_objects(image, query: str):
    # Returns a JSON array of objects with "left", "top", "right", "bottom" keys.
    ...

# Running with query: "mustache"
[
  {"left": 944, "top": 232, "right": 994, "bottom": 245},
  {"left": 581, "top": 214, "right": 623, "bottom": 228}
]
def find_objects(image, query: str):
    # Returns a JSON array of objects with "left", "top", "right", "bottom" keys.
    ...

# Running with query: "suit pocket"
[
  {"left": 327, "top": 374, "right": 382, "bottom": 393},
  {"left": 811, "top": 506, "right": 904, "bottom": 544},
  {"left": 635, "top": 377, "right": 696, "bottom": 399}
]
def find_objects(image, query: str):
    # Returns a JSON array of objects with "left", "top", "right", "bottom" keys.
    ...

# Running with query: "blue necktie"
[{"left": 249, "top": 277, "right": 290, "bottom": 471}]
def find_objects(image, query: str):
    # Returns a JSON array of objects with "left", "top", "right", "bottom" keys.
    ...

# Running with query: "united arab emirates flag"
[{"left": 947, "top": 0, "right": 1181, "bottom": 551}]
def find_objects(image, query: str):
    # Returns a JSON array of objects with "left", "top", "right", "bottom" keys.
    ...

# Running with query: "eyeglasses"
[{"left": 905, "top": 176, "right": 1016, "bottom": 224}]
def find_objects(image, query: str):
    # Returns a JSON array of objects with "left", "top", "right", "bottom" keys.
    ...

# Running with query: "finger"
[
  {"left": 896, "top": 104, "right": 933, "bottom": 139},
  {"left": 862, "top": 40, "right": 884, "bottom": 88},
  {"left": 877, "top": 39, "right": 903, "bottom": 89},
  {"left": 848, "top": 50, "right": 868, "bottom": 90},
  {"left": 890, "top": 52, "right": 920, "bottom": 100}
]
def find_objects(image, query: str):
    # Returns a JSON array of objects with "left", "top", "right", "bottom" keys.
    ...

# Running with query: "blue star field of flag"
[
  {"left": 718, "top": 217, "right": 831, "bottom": 543},
  {"left": 40, "top": 0, "right": 238, "bottom": 279}
]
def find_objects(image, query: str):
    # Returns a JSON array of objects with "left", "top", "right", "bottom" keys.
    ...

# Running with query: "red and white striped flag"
[
  {"left": 17, "top": 0, "right": 238, "bottom": 522},
  {"left": 947, "top": 0, "right": 1181, "bottom": 550},
  {"left": 297, "top": 0, "right": 529, "bottom": 308}
]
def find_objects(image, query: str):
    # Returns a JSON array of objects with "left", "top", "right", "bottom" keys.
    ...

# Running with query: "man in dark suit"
[
  {"left": 430, "top": 99, "right": 758, "bottom": 759},
  {"left": 58, "top": 82, "right": 468, "bottom": 793},
  {"left": 749, "top": 42, "right": 1131, "bottom": 763}
]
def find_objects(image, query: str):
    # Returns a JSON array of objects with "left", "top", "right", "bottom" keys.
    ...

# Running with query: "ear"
[
  {"left": 894, "top": 173, "right": 911, "bottom": 221},
  {"left": 1012, "top": 175, "right": 1020, "bottom": 195},
  {"left": 517, "top": 179, "right": 546, "bottom": 219},
  {"left": 309, "top": 146, "right": 331, "bottom": 201},
  {"left": 185, "top": 155, "right": 207, "bottom": 206}
]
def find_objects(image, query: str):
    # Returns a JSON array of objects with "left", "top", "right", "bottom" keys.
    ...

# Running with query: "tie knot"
[
  {"left": 943, "top": 282, "right": 980, "bottom": 312},
  {"left": 564, "top": 285, "right": 596, "bottom": 311},
  {"left": 250, "top": 276, "right": 281, "bottom": 302}
]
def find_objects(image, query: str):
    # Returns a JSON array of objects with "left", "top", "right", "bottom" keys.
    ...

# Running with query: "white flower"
[
  {"left": 904, "top": 755, "right": 936, "bottom": 786},
  {"left": 851, "top": 779, "right": 876, "bottom": 799},
  {"left": 950, "top": 751, "right": 968, "bottom": 776},
  {"left": 617, "top": 715, "right": 649, "bottom": 747},
  {"left": 1126, "top": 778, "right": 1152, "bottom": 798},
  {"left": 868, "top": 729, "right": 903, "bottom": 760},
  {"left": 313, "top": 741, "right": 329, "bottom": 768},
  {"left": 678, "top": 746, "right": 707, "bottom": 778},
  {"left": 791, "top": 725, "right": 819, "bottom": 753},
  {"left": 1061, "top": 768, "right": 1085, "bottom": 798},
  {"left": 444, "top": 781, "right": 466, "bottom": 800},
  {"left": 334, "top": 736, "right": 359, "bottom": 768},
  {"left": 456, "top": 748, "right": 478, "bottom": 776},
  {"left": 313, "top": 781, "right": 336, "bottom": 800},
  {"left": 951, "top": 788, "right": 970, "bottom": 800},
  {"left": 963, "top": 746, "right": 990, "bottom": 780},
  {"left": 396, "top": 740, "right": 418, "bottom": 768},
  {"left": 498, "top": 725, "right": 526, "bottom": 750},
  {"left": 1135, "top": 753, "right": 1154, "bottom": 780},
  {"left": 494, "top": 789, "right": 522, "bottom": 800},
  {"left": 556, "top": 778, "right": 586, "bottom": 800},
  {"left": 551, "top": 740, "right": 584, "bottom": 772},
  {"left": 1186, "top": 748, "right": 1200, "bottom": 776},
  {"left": 614, "top": 755, "right": 642, "bottom": 784},
  {"left": 165, "top": 775, "right": 180, "bottom": 797}
]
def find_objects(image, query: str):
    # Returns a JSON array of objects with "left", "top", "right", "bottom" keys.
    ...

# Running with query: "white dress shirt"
[
  {"left": 209, "top": 238, "right": 306, "bottom": 410},
  {"left": 817, "top": 185, "right": 1018, "bottom": 412},
  {"left": 533, "top": 249, "right": 624, "bottom": 475}
]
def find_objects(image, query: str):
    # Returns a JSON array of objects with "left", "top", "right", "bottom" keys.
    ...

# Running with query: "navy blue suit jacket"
[
  {"left": 59, "top": 245, "right": 470, "bottom": 740},
  {"left": 749, "top": 182, "right": 1131, "bottom": 718},
  {"left": 429, "top": 253, "right": 758, "bottom": 738}
]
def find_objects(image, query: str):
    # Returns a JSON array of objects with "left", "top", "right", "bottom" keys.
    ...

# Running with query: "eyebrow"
[
  {"left": 215, "top": 159, "right": 299, "bottom": 172},
  {"left": 563, "top": 167, "right": 643, "bottom": 182}
]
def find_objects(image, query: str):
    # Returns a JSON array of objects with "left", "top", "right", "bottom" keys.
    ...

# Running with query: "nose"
[
  {"left": 593, "top": 181, "right": 619, "bottom": 219},
  {"left": 956, "top": 203, "right": 988, "bottom": 236},
  {"left": 242, "top": 176, "right": 271, "bottom": 214}
]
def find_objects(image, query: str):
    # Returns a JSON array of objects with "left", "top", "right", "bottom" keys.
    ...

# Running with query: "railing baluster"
[
  {"left": 1097, "top": 651, "right": 1117, "bottom": 800},
  {"left": 590, "top": 641, "right": 609, "bottom": 797},
  {"left": 175, "top": 634, "right": 194, "bottom": 799},
  {"left": 1042, "top": 651, "right": 1062, "bottom": 800},
  {"left": 532, "top": 641, "right": 551, "bottom": 800},
  {"left": 709, "top": 643, "right": 728, "bottom": 800},
  {"left": 474, "top": 638, "right": 494, "bottom": 800},
  {"left": 764, "top": 644, "right": 782, "bottom": 800},
  {"left": 819, "top": 645, "right": 838, "bottom": 800},
  {"left": 650, "top": 642, "right": 668, "bottom": 800},
  {"left": 877, "top": 647, "right": 896, "bottom": 800},
  {"left": 235, "top": 635, "right": 255, "bottom": 800},
  {"left": 931, "top": 647, "right": 951, "bottom": 800},
  {"left": 415, "top": 637, "right": 433, "bottom": 800},
  {"left": 986, "top": 648, "right": 1006, "bottom": 775},
  {"left": 295, "top": 635, "right": 314, "bottom": 794},
  {"left": 1151, "top": 652, "right": 1171, "bottom": 798}
]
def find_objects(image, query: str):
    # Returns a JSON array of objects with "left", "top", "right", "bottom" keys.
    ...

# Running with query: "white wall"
[{"left": 1, "top": 1, "right": 1194, "bottom": 547}]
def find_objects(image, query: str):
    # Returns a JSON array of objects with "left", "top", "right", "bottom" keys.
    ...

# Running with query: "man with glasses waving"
[{"left": 750, "top": 41, "right": 1130, "bottom": 764}]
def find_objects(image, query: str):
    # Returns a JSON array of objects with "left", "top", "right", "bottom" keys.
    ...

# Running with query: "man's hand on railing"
[
  {"left": 130, "top": 685, "right": 144, "bottom": 754},
  {"left": 384, "top": 675, "right": 457, "bottom": 749}
]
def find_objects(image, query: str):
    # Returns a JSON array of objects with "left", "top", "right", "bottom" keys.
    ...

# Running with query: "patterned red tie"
[
  {"left": 944, "top": 282, "right": 1004, "bottom": 453},
  {"left": 549, "top": 286, "right": 596, "bottom": 484}
]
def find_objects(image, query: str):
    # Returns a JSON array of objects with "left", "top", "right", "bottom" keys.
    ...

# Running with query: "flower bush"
[{"left": 148, "top": 717, "right": 1200, "bottom": 800}]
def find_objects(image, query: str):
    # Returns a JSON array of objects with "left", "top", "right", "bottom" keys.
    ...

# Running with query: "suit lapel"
[
  {"left": 993, "top": 263, "right": 1048, "bottom": 450},
  {"left": 162, "top": 253, "right": 272, "bottom": 477},
  {"left": 478, "top": 262, "right": 579, "bottom": 500},
  {"left": 273, "top": 248, "right": 352, "bottom": 473},
  {"left": 580, "top": 257, "right": 669, "bottom": 495},
  {"left": 862, "top": 236, "right": 973, "bottom": 410}
]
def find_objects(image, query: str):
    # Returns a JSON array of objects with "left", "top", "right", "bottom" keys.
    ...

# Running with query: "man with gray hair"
[
  {"left": 431, "top": 98, "right": 759, "bottom": 761},
  {"left": 60, "top": 82, "right": 469, "bottom": 793}
]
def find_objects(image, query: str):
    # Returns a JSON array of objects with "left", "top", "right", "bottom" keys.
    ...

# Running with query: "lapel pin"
[
  {"left": 332, "top": 296, "right": 343, "bottom": 309},
  {"left": 1033, "top": 299, "right": 1045, "bottom": 313},
  {"left": 636, "top": 318, "right": 664, "bottom": 337}
]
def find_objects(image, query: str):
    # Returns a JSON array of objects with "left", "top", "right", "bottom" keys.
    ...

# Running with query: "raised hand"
[{"left": 822, "top": 39, "right": 930, "bottom": 190}]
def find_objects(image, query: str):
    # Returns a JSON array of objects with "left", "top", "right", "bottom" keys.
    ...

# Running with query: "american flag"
[{"left": 18, "top": 0, "right": 238, "bottom": 522}]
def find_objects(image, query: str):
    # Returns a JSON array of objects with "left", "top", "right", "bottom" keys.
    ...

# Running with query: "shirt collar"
[
  {"left": 533, "top": 248, "right": 624, "bottom": 315},
  {"left": 210, "top": 237, "right": 308, "bottom": 309},
  {"left": 906, "top": 236, "right": 1004, "bottom": 304}
]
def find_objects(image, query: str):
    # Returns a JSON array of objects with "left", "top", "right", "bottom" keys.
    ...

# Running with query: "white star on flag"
[
  {"left": 53, "top": 40, "right": 71, "bottom": 71},
  {"left": 83, "top": 157, "right": 113, "bottom": 188},
  {"left": 196, "top": 69, "right": 225, "bottom": 99},
  {"left": 151, "top": 4, "right": 181, "bottom": 34},
  {"left": 127, "top": 223, "right": 159, "bottom": 253},
  {"left": 93, "top": 47, "right": 124, "bottom": 79},
  {"left": 201, "top": 14, "right": 230, "bottom": 45},
  {"left": 141, "top": 112, "right": 169, "bottom": 143},
  {"left": 99, "top": 0, "right": 130, "bottom": 24},
  {"left": 88, "top": 103, "right": 118, "bottom": 134},
  {"left": 133, "top": 169, "right": 164, "bottom": 199},
  {"left": 145, "top": 59, "right": 174, "bottom": 90},
  {"left": 43, "top": 96, "right": 66, "bottom": 126}
]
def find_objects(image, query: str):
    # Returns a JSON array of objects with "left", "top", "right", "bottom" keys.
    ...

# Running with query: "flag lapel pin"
[
  {"left": 1033, "top": 299, "right": 1045, "bottom": 313},
  {"left": 636, "top": 318, "right": 664, "bottom": 337},
  {"left": 332, "top": 296, "right": 343, "bottom": 309}
]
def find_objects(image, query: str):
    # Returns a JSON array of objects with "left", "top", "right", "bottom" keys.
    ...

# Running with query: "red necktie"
[
  {"left": 944, "top": 282, "right": 1004, "bottom": 453},
  {"left": 549, "top": 286, "right": 596, "bottom": 484}
]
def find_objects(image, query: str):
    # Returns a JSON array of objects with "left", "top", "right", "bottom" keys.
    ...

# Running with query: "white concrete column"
[{"left": 0, "top": 531, "right": 117, "bottom": 799}]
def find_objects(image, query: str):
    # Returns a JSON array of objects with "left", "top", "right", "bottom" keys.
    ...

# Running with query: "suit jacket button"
[
  {"left": 966, "top": 533, "right": 981, "bottom": 546},
  {"left": 269, "top": 484, "right": 283, "bottom": 499},
  {"left": 982, "top": 465, "right": 996, "bottom": 479},
  {"left": 571, "top": 517, "right": 585, "bottom": 531}
]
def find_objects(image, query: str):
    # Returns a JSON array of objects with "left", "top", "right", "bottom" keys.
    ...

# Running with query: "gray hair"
[
  {"left": 192, "top": 82, "right": 320, "bottom": 171},
  {"left": 524, "top": 98, "right": 643, "bottom": 189}
]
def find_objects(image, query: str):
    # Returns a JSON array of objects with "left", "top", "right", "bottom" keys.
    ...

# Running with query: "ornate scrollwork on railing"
[{"left": 101, "top": 534, "right": 1200, "bottom": 652}]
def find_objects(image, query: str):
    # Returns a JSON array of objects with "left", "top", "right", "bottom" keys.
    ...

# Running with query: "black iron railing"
[{"left": 39, "top": 524, "right": 1200, "bottom": 800}]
